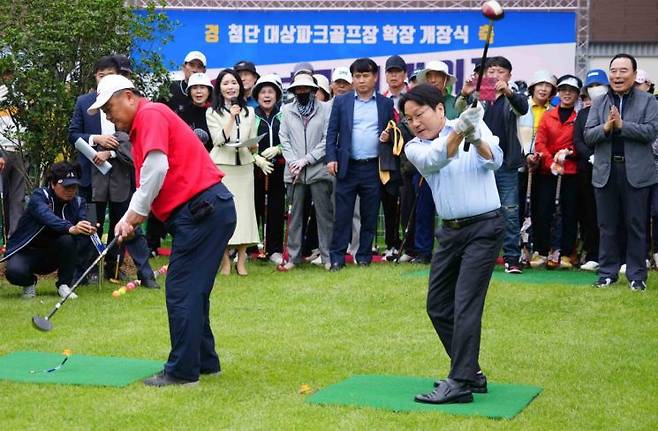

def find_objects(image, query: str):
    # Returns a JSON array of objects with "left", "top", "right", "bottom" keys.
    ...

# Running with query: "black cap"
[
  {"left": 233, "top": 60, "right": 259, "bottom": 78},
  {"left": 113, "top": 55, "right": 132, "bottom": 75},
  {"left": 54, "top": 167, "right": 81, "bottom": 186},
  {"left": 385, "top": 55, "right": 407, "bottom": 72}
]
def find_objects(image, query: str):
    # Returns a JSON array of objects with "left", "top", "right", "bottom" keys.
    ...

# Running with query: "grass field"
[{"left": 1, "top": 259, "right": 656, "bottom": 430}]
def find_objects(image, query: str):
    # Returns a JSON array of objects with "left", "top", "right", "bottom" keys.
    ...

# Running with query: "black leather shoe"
[
  {"left": 415, "top": 378, "right": 473, "bottom": 404},
  {"left": 144, "top": 371, "right": 198, "bottom": 387},
  {"left": 434, "top": 372, "right": 487, "bottom": 393},
  {"left": 329, "top": 263, "right": 344, "bottom": 272},
  {"left": 140, "top": 277, "right": 160, "bottom": 289}
]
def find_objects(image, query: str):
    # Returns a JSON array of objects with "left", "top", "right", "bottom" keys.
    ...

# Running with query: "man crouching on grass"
[
  {"left": 400, "top": 84, "right": 504, "bottom": 404},
  {"left": 2, "top": 161, "right": 96, "bottom": 299}
]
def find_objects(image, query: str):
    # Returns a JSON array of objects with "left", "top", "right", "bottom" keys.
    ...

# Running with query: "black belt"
[
  {"left": 612, "top": 155, "right": 625, "bottom": 163},
  {"left": 442, "top": 209, "right": 500, "bottom": 230},
  {"left": 350, "top": 157, "right": 378, "bottom": 164}
]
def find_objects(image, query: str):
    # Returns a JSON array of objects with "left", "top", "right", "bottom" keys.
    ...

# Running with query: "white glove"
[
  {"left": 0, "top": 85, "right": 8, "bottom": 103},
  {"left": 254, "top": 154, "right": 274, "bottom": 175},
  {"left": 261, "top": 146, "right": 281, "bottom": 160},
  {"left": 465, "top": 126, "right": 481, "bottom": 145},
  {"left": 289, "top": 158, "right": 310, "bottom": 176},
  {"left": 455, "top": 105, "right": 483, "bottom": 134}
]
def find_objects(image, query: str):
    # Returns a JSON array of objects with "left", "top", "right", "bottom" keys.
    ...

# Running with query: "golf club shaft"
[
  {"left": 44, "top": 237, "right": 118, "bottom": 320},
  {"left": 464, "top": 19, "right": 494, "bottom": 152}
]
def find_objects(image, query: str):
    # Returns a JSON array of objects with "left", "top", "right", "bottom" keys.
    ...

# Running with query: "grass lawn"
[{"left": 0, "top": 259, "right": 656, "bottom": 430}]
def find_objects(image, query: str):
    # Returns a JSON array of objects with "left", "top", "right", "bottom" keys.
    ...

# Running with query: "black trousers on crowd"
[
  {"left": 595, "top": 162, "right": 650, "bottom": 282},
  {"left": 380, "top": 178, "right": 401, "bottom": 250},
  {"left": 146, "top": 213, "right": 167, "bottom": 252},
  {"left": 399, "top": 171, "right": 417, "bottom": 255},
  {"left": 533, "top": 174, "right": 578, "bottom": 257},
  {"left": 254, "top": 162, "right": 286, "bottom": 255},
  {"left": 426, "top": 213, "right": 503, "bottom": 382},
  {"left": 6, "top": 234, "right": 77, "bottom": 288},
  {"left": 576, "top": 165, "right": 599, "bottom": 262}
]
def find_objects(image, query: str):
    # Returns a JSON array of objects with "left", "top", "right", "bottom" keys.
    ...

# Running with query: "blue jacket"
[
  {"left": 2, "top": 187, "right": 86, "bottom": 260},
  {"left": 68, "top": 92, "right": 101, "bottom": 187},
  {"left": 326, "top": 91, "right": 396, "bottom": 180}
]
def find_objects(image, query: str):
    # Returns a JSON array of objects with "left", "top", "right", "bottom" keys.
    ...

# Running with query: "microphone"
[{"left": 230, "top": 97, "right": 241, "bottom": 126}]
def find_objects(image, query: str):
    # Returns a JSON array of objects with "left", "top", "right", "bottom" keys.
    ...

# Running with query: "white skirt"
[{"left": 218, "top": 164, "right": 260, "bottom": 246}]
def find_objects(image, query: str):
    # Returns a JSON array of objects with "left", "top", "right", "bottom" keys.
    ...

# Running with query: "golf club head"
[
  {"left": 482, "top": 0, "right": 505, "bottom": 21},
  {"left": 32, "top": 315, "right": 53, "bottom": 332}
]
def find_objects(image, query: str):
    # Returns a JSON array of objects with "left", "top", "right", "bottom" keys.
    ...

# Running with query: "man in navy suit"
[
  {"left": 326, "top": 58, "right": 395, "bottom": 270},
  {"left": 68, "top": 55, "right": 157, "bottom": 287}
]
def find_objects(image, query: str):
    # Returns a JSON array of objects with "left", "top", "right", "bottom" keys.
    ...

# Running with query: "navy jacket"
[
  {"left": 326, "top": 91, "right": 396, "bottom": 180},
  {"left": 68, "top": 92, "right": 101, "bottom": 187},
  {"left": 2, "top": 187, "right": 86, "bottom": 260}
]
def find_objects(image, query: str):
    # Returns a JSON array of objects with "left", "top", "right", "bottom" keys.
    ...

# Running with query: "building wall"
[{"left": 590, "top": 0, "right": 658, "bottom": 43}]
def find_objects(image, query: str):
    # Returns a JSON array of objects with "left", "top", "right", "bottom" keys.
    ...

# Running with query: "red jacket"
[{"left": 534, "top": 107, "right": 578, "bottom": 175}]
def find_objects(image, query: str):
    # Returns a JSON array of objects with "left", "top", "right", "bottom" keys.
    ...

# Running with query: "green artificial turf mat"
[
  {"left": 0, "top": 351, "right": 162, "bottom": 387},
  {"left": 307, "top": 375, "right": 542, "bottom": 419},
  {"left": 406, "top": 266, "right": 597, "bottom": 285}
]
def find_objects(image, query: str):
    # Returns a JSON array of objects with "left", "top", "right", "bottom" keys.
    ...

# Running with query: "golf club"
[
  {"left": 257, "top": 175, "right": 269, "bottom": 260},
  {"left": 464, "top": 0, "right": 505, "bottom": 152},
  {"left": 520, "top": 168, "right": 534, "bottom": 266},
  {"left": 32, "top": 237, "right": 118, "bottom": 332},
  {"left": 396, "top": 177, "right": 424, "bottom": 264}
]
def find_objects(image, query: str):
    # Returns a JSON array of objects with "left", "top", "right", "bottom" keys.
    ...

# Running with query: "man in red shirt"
[{"left": 88, "top": 75, "right": 236, "bottom": 386}]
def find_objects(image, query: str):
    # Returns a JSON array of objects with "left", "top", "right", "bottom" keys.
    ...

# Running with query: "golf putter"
[{"left": 32, "top": 237, "right": 118, "bottom": 332}]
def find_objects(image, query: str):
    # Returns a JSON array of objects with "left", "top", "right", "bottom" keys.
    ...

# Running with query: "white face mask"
[{"left": 587, "top": 85, "right": 608, "bottom": 100}]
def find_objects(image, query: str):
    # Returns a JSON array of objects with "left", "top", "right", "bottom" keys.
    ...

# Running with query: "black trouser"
[
  {"left": 427, "top": 213, "right": 504, "bottom": 382},
  {"left": 380, "top": 178, "right": 401, "bottom": 250},
  {"left": 595, "top": 162, "right": 650, "bottom": 281},
  {"left": 533, "top": 174, "right": 578, "bottom": 256},
  {"left": 95, "top": 199, "right": 154, "bottom": 280},
  {"left": 399, "top": 170, "right": 417, "bottom": 255},
  {"left": 1, "top": 150, "right": 26, "bottom": 236},
  {"left": 6, "top": 234, "right": 77, "bottom": 288},
  {"left": 254, "top": 161, "right": 286, "bottom": 255},
  {"left": 146, "top": 213, "right": 167, "bottom": 252},
  {"left": 576, "top": 165, "right": 599, "bottom": 261}
]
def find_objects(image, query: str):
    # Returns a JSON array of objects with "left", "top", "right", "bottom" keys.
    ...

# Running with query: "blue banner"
[{"left": 150, "top": 10, "right": 576, "bottom": 68}]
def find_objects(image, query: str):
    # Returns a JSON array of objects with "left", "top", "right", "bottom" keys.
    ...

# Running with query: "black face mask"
[{"left": 295, "top": 92, "right": 311, "bottom": 105}]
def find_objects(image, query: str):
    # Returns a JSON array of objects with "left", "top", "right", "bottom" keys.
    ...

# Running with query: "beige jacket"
[{"left": 207, "top": 106, "right": 258, "bottom": 165}]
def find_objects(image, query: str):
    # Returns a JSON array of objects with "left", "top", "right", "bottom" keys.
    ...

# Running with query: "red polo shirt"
[{"left": 129, "top": 99, "right": 223, "bottom": 222}]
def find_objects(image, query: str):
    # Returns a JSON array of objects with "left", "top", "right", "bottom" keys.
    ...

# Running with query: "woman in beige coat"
[{"left": 207, "top": 69, "right": 272, "bottom": 275}]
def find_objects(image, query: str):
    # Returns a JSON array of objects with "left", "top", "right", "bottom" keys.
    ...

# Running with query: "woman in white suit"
[{"left": 207, "top": 69, "right": 272, "bottom": 275}]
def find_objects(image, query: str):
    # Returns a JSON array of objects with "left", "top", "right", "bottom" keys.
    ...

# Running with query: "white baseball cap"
[
  {"left": 417, "top": 61, "right": 457, "bottom": 87},
  {"left": 186, "top": 73, "right": 213, "bottom": 94},
  {"left": 331, "top": 67, "right": 352, "bottom": 84},
  {"left": 184, "top": 50, "right": 207, "bottom": 66},
  {"left": 87, "top": 74, "right": 135, "bottom": 115},
  {"left": 635, "top": 69, "right": 652, "bottom": 85}
]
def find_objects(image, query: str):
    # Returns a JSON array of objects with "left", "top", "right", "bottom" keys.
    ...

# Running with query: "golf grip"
[
  {"left": 44, "top": 237, "right": 119, "bottom": 320},
  {"left": 464, "top": 19, "right": 493, "bottom": 152}
]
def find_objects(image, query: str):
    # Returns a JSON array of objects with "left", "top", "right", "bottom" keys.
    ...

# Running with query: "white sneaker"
[
  {"left": 529, "top": 252, "right": 547, "bottom": 268},
  {"left": 310, "top": 255, "right": 322, "bottom": 266},
  {"left": 620, "top": 264, "right": 626, "bottom": 274},
  {"left": 306, "top": 248, "right": 321, "bottom": 262},
  {"left": 57, "top": 284, "right": 78, "bottom": 299},
  {"left": 653, "top": 253, "right": 658, "bottom": 268},
  {"left": 384, "top": 248, "right": 399, "bottom": 261},
  {"left": 269, "top": 252, "right": 283, "bottom": 265},
  {"left": 580, "top": 260, "right": 599, "bottom": 271},
  {"left": 22, "top": 283, "right": 36, "bottom": 299},
  {"left": 398, "top": 253, "right": 414, "bottom": 263}
]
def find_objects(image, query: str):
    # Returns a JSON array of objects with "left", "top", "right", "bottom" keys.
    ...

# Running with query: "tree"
[{"left": 0, "top": 0, "right": 175, "bottom": 186}]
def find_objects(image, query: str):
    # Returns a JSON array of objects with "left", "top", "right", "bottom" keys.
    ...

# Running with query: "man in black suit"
[
  {"left": 326, "top": 58, "right": 395, "bottom": 270},
  {"left": 584, "top": 53, "right": 658, "bottom": 291}
]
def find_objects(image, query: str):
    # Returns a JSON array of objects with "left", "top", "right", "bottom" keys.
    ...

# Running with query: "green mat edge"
[
  {"left": 305, "top": 375, "right": 543, "bottom": 420},
  {"left": 0, "top": 351, "right": 163, "bottom": 388}
]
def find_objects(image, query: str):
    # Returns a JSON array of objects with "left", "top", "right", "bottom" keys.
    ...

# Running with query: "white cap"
[
  {"left": 314, "top": 74, "right": 331, "bottom": 97},
  {"left": 186, "top": 73, "right": 213, "bottom": 94},
  {"left": 331, "top": 67, "right": 352, "bottom": 84},
  {"left": 636, "top": 69, "right": 652, "bottom": 85},
  {"left": 528, "top": 69, "right": 557, "bottom": 89},
  {"left": 184, "top": 50, "right": 207, "bottom": 66},
  {"left": 87, "top": 75, "right": 135, "bottom": 114},
  {"left": 288, "top": 73, "right": 318, "bottom": 90},
  {"left": 417, "top": 61, "right": 457, "bottom": 86}
]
